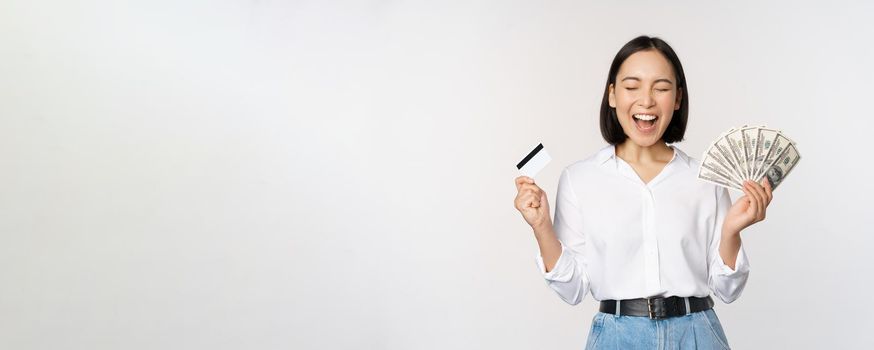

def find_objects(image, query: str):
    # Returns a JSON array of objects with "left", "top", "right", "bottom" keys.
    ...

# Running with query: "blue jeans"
[{"left": 585, "top": 309, "right": 732, "bottom": 349}]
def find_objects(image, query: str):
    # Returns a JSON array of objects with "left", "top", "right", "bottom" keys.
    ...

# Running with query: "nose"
[{"left": 638, "top": 91, "right": 656, "bottom": 108}]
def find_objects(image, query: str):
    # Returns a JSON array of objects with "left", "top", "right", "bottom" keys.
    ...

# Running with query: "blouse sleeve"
[
  {"left": 533, "top": 168, "right": 591, "bottom": 305},
  {"left": 707, "top": 186, "right": 751, "bottom": 304}
]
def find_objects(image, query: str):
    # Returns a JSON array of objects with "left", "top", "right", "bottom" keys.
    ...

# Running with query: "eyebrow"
[{"left": 620, "top": 77, "right": 674, "bottom": 85}]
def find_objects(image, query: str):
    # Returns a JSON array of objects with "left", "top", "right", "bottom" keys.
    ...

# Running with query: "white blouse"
[{"left": 535, "top": 144, "right": 750, "bottom": 305}]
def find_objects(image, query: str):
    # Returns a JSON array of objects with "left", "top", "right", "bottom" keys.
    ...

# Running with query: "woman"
[{"left": 513, "top": 36, "right": 772, "bottom": 349}]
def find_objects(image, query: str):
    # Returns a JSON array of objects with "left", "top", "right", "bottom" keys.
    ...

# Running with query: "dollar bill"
[
  {"left": 698, "top": 125, "right": 799, "bottom": 191},
  {"left": 753, "top": 132, "right": 793, "bottom": 182},
  {"left": 750, "top": 127, "right": 780, "bottom": 181},
  {"left": 698, "top": 165, "right": 743, "bottom": 191},
  {"left": 757, "top": 140, "right": 800, "bottom": 189},
  {"left": 741, "top": 125, "right": 765, "bottom": 180},
  {"left": 710, "top": 132, "right": 746, "bottom": 184},
  {"left": 702, "top": 144, "right": 744, "bottom": 185},
  {"left": 724, "top": 128, "right": 749, "bottom": 181}
]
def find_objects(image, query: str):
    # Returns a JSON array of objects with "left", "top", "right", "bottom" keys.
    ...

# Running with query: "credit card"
[{"left": 516, "top": 143, "right": 551, "bottom": 178}]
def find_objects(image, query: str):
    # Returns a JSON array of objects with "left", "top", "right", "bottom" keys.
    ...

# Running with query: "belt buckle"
[{"left": 646, "top": 297, "right": 666, "bottom": 320}]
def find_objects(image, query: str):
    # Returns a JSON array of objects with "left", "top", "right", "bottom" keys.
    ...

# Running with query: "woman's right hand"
[{"left": 514, "top": 176, "right": 552, "bottom": 230}]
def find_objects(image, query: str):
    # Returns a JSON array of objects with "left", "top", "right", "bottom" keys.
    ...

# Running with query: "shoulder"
[{"left": 562, "top": 144, "right": 613, "bottom": 176}]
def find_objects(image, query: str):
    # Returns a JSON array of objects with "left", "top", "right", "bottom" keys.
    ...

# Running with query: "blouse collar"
[{"left": 595, "top": 144, "right": 692, "bottom": 169}]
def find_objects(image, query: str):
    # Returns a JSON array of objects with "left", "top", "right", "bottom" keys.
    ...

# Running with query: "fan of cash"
[{"left": 697, "top": 125, "right": 800, "bottom": 191}]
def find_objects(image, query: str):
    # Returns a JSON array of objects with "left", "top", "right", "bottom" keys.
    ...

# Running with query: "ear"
[
  {"left": 608, "top": 83, "right": 616, "bottom": 108},
  {"left": 674, "top": 87, "right": 683, "bottom": 110}
]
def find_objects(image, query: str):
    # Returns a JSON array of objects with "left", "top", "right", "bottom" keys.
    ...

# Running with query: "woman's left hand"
[{"left": 723, "top": 177, "right": 773, "bottom": 235}]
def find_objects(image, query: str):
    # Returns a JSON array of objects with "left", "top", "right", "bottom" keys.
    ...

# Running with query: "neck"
[{"left": 615, "top": 139, "right": 673, "bottom": 164}]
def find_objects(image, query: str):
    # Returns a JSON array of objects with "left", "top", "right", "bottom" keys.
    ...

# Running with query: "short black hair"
[{"left": 599, "top": 35, "right": 688, "bottom": 145}]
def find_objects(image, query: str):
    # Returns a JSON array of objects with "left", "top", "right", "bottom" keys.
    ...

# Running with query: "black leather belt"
[{"left": 599, "top": 295, "right": 714, "bottom": 319}]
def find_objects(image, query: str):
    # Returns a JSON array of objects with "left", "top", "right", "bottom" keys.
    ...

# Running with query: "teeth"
[{"left": 634, "top": 114, "right": 658, "bottom": 121}]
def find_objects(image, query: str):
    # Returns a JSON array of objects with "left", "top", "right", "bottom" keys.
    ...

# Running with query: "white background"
[{"left": 2, "top": 1, "right": 872, "bottom": 349}]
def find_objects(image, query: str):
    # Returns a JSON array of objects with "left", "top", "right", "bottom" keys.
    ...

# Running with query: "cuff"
[
  {"left": 717, "top": 242, "right": 751, "bottom": 277},
  {"left": 534, "top": 244, "right": 574, "bottom": 282}
]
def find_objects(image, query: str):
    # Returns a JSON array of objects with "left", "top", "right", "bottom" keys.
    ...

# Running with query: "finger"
[
  {"left": 747, "top": 181, "right": 768, "bottom": 219},
  {"left": 746, "top": 187, "right": 759, "bottom": 215},
  {"left": 519, "top": 183, "right": 543, "bottom": 196},
  {"left": 515, "top": 192, "right": 536, "bottom": 209},
  {"left": 526, "top": 193, "right": 543, "bottom": 208},
  {"left": 524, "top": 193, "right": 540, "bottom": 208},
  {"left": 760, "top": 177, "right": 773, "bottom": 204},
  {"left": 748, "top": 181, "right": 767, "bottom": 220},
  {"left": 748, "top": 180, "right": 767, "bottom": 197},
  {"left": 516, "top": 191, "right": 536, "bottom": 204},
  {"left": 515, "top": 176, "right": 535, "bottom": 190},
  {"left": 519, "top": 183, "right": 541, "bottom": 191},
  {"left": 515, "top": 195, "right": 536, "bottom": 209},
  {"left": 753, "top": 187, "right": 765, "bottom": 221},
  {"left": 744, "top": 181, "right": 762, "bottom": 205},
  {"left": 529, "top": 192, "right": 542, "bottom": 208},
  {"left": 755, "top": 183, "right": 770, "bottom": 221},
  {"left": 748, "top": 180, "right": 769, "bottom": 208},
  {"left": 742, "top": 185, "right": 758, "bottom": 215}
]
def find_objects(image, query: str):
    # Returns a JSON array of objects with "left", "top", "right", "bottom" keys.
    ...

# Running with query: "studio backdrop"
[{"left": 1, "top": 0, "right": 872, "bottom": 349}]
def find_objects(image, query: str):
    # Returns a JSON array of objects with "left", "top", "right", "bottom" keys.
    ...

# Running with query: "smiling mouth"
[{"left": 633, "top": 113, "right": 658, "bottom": 131}]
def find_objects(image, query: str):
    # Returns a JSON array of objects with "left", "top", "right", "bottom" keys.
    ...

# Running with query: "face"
[{"left": 608, "top": 49, "right": 683, "bottom": 147}]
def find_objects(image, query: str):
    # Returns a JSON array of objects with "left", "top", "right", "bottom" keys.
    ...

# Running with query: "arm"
[
  {"left": 532, "top": 221, "right": 562, "bottom": 273},
  {"left": 719, "top": 229, "right": 742, "bottom": 271},
  {"left": 532, "top": 169, "right": 591, "bottom": 305},
  {"left": 707, "top": 186, "right": 751, "bottom": 304},
  {"left": 709, "top": 177, "right": 773, "bottom": 303}
]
